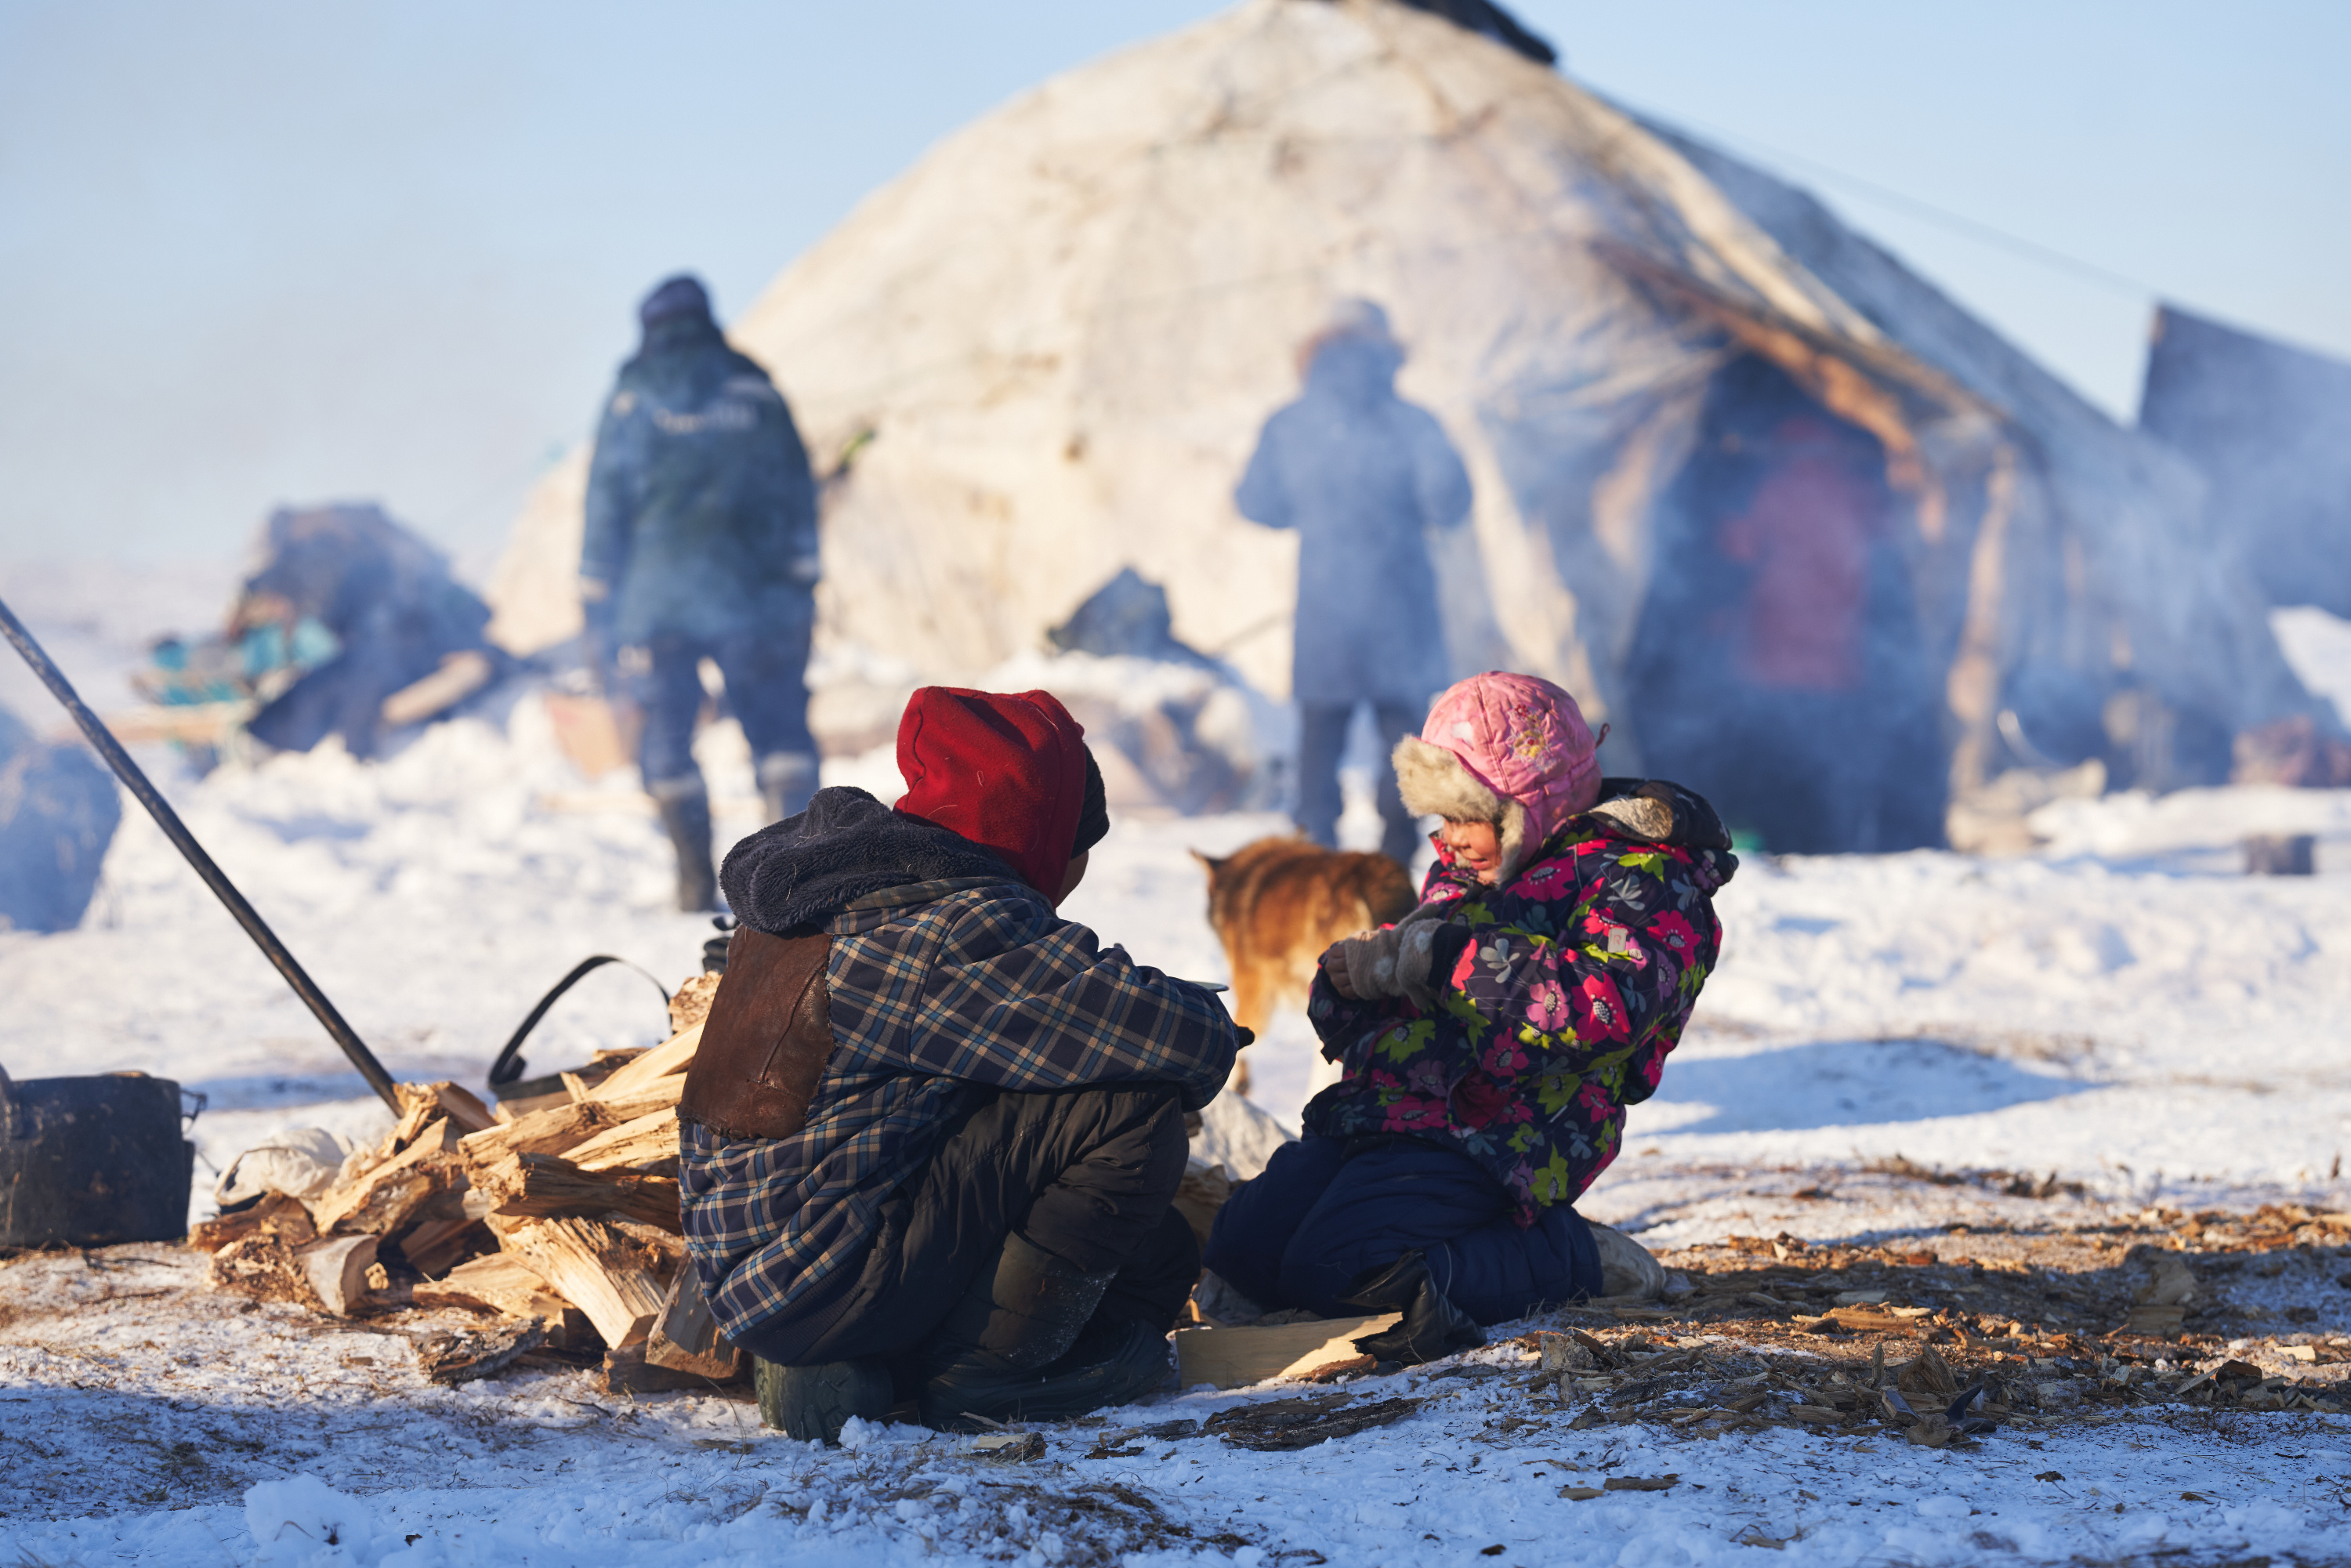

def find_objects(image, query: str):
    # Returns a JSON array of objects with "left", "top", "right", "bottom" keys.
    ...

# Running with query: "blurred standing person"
[
  {"left": 1235, "top": 300, "right": 1471, "bottom": 865},
  {"left": 581, "top": 274, "right": 824, "bottom": 911}
]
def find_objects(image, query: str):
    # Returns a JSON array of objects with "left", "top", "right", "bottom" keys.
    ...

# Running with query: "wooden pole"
[{"left": 0, "top": 592, "right": 402, "bottom": 1110}]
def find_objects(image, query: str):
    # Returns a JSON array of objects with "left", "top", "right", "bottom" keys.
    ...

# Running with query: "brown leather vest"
[{"left": 677, "top": 929, "right": 838, "bottom": 1143}]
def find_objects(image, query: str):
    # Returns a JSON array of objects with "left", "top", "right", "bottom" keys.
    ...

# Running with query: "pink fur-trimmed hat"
[{"left": 1393, "top": 672, "right": 1603, "bottom": 881}]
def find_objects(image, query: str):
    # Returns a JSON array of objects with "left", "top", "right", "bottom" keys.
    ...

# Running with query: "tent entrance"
[{"left": 1625, "top": 354, "right": 1947, "bottom": 854}]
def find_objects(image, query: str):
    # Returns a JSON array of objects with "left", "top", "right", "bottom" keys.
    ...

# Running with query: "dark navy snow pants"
[{"left": 1202, "top": 1134, "right": 1603, "bottom": 1324}]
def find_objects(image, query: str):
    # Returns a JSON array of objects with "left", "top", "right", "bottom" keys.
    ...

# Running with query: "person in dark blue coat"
[
  {"left": 1234, "top": 300, "right": 1472, "bottom": 864},
  {"left": 581, "top": 274, "right": 823, "bottom": 910}
]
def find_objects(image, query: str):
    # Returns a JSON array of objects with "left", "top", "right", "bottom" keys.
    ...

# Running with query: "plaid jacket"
[{"left": 679, "top": 875, "right": 1237, "bottom": 1338}]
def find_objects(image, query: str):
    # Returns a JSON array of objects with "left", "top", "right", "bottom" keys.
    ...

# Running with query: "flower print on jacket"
[
  {"left": 1525, "top": 975, "right": 1571, "bottom": 1033},
  {"left": 1302, "top": 800, "right": 1733, "bottom": 1225}
]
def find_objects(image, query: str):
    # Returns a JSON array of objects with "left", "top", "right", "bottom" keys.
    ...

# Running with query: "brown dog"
[{"left": 1192, "top": 837, "right": 1416, "bottom": 1092}]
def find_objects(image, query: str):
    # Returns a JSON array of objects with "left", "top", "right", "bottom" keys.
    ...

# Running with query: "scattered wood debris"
[
  {"left": 414, "top": 1317, "right": 546, "bottom": 1385},
  {"left": 1205, "top": 1392, "right": 1424, "bottom": 1450}
]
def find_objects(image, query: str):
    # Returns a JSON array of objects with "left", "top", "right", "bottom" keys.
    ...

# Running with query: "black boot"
[
  {"left": 652, "top": 784, "right": 717, "bottom": 911},
  {"left": 753, "top": 1355, "right": 893, "bottom": 1444},
  {"left": 1339, "top": 1249, "right": 1485, "bottom": 1365},
  {"left": 915, "top": 1233, "right": 1114, "bottom": 1430},
  {"left": 1023, "top": 1314, "right": 1174, "bottom": 1414}
]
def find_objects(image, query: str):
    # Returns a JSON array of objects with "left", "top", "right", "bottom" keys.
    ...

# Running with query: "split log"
[
  {"left": 500, "top": 1217, "right": 671, "bottom": 1349},
  {"left": 310, "top": 1118, "right": 466, "bottom": 1235},
  {"left": 645, "top": 1265, "right": 742, "bottom": 1380},
  {"left": 587, "top": 1023, "right": 702, "bottom": 1101},
  {"left": 390, "top": 1081, "right": 496, "bottom": 1143},
  {"left": 469, "top": 1150, "right": 683, "bottom": 1233},
  {"left": 394, "top": 1216, "right": 492, "bottom": 1276},
  {"left": 189, "top": 1192, "right": 316, "bottom": 1253},
  {"left": 414, "top": 1251, "right": 567, "bottom": 1316},
  {"left": 458, "top": 1081, "right": 682, "bottom": 1164},
  {"left": 299, "top": 1234, "right": 381, "bottom": 1316},
  {"left": 414, "top": 1252, "right": 603, "bottom": 1348},
  {"left": 565, "top": 1107, "right": 680, "bottom": 1174},
  {"left": 668, "top": 972, "right": 721, "bottom": 1035}
]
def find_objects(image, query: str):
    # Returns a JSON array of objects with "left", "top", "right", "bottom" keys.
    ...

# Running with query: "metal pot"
[{"left": 0, "top": 1070, "right": 200, "bottom": 1248}]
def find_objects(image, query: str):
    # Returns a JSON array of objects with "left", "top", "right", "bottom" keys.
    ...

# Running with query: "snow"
[
  {"left": 2272, "top": 604, "right": 2351, "bottom": 726},
  {"left": 4, "top": 563, "right": 2349, "bottom": 1564}
]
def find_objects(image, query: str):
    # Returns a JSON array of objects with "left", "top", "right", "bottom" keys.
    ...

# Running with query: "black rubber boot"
[
  {"left": 1339, "top": 1249, "right": 1485, "bottom": 1365},
  {"left": 754, "top": 1355, "right": 893, "bottom": 1444},
  {"left": 915, "top": 1233, "right": 1114, "bottom": 1430},
  {"left": 1027, "top": 1315, "right": 1175, "bottom": 1413},
  {"left": 653, "top": 785, "right": 718, "bottom": 912}
]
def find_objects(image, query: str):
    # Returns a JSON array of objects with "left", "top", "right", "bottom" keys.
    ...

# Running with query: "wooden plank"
[
  {"left": 1172, "top": 1313, "right": 1402, "bottom": 1391},
  {"left": 566, "top": 1107, "right": 680, "bottom": 1173},
  {"left": 587, "top": 1023, "right": 701, "bottom": 1101}
]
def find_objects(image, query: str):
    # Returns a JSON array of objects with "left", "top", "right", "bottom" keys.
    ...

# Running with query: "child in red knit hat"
[{"left": 679, "top": 686, "right": 1239, "bottom": 1443}]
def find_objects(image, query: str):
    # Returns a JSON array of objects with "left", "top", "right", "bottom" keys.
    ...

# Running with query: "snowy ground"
[{"left": 5, "top": 564, "right": 2351, "bottom": 1564}]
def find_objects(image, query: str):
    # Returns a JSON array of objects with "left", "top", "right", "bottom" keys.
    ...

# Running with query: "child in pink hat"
[{"left": 1201, "top": 672, "right": 1738, "bottom": 1352}]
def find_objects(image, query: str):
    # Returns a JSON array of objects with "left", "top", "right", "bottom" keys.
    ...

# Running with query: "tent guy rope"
[{"left": 0, "top": 591, "right": 402, "bottom": 1111}]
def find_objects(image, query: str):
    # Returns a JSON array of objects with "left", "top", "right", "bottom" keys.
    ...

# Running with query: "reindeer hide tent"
[{"left": 487, "top": 0, "right": 2320, "bottom": 849}]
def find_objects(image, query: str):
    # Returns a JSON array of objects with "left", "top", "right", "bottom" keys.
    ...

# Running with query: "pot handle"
[{"left": 179, "top": 1086, "right": 208, "bottom": 1129}]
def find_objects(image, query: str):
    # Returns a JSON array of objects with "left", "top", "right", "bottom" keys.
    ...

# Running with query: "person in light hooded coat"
[{"left": 1235, "top": 300, "right": 1473, "bottom": 864}]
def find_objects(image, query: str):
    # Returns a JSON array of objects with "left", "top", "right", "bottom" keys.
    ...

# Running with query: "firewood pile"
[{"left": 194, "top": 978, "right": 740, "bottom": 1392}]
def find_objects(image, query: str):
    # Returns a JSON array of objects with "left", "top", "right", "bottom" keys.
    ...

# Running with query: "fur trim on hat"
[{"left": 1393, "top": 736, "right": 1532, "bottom": 882}]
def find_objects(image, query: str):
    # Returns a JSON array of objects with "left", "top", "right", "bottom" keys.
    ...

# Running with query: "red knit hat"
[{"left": 894, "top": 686, "right": 1091, "bottom": 902}]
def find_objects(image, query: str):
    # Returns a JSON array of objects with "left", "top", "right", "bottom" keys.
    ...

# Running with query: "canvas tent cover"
[{"left": 489, "top": 0, "right": 2317, "bottom": 802}]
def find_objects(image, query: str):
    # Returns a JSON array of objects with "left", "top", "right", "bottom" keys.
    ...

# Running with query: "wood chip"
[{"left": 1603, "top": 1475, "right": 1679, "bottom": 1491}]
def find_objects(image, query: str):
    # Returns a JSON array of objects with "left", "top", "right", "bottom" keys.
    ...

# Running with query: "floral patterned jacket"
[{"left": 1302, "top": 784, "right": 1735, "bottom": 1223}]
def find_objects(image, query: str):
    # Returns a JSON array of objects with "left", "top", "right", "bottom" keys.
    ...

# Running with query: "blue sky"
[{"left": 2, "top": 0, "right": 2345, "bottom": 567}]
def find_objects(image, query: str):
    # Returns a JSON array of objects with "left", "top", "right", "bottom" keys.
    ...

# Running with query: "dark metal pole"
[{"left": 0, "top": 593, "right": 403, "bottom": 1110}]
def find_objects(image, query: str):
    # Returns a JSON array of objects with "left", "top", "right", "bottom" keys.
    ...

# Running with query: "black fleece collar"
[{"left": 719, "top": 787, "right": 1020, "bottom": 936}]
